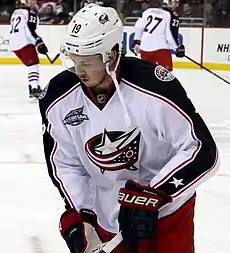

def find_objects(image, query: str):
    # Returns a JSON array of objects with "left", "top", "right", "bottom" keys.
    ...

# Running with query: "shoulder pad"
[
  {"left": 39, "top": 70, "right": 80, "bottom": 113},
  {"left": 120, "top": 57, "right": 186, "bottom": 104}
]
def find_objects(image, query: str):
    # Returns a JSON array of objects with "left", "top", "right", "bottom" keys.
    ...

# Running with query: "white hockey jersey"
[
  {"left": 134, "top": 8, "right": 179, "bottom": 52},
  {"left": 39, "top": 57, "right": 219, "bottom": 233},
  {"left": 9, "top": 7, "right": 39, "bottom": 51}
]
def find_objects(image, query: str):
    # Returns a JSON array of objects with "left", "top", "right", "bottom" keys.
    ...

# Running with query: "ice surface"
[{"left": 0, "top": 65, "right": 229, "bottom": 253}]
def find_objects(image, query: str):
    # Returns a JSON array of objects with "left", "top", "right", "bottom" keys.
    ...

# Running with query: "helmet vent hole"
[
  {"left": 102, "top": 33, "right": 105, "bottom": 35},
  {"left": 67, "top": 47, "right": 70, "bottom": 50},
  {"left": 113, "top": 19, "right": 118, "bottom": 26},
  {"left": 76, "top": 49, "right": 79, "bottom": 52},
  {"left": 94, "top": 12, "right": 98, "bottom": 15},
  {"left": 73, "top": 20, "right": 76, "bottom": 23},
  {"left": 85, "top": 23, "right": 88, "bottom": 26},
  {"left": 82, "top": 10, "right": 86, "bottom": 12}
]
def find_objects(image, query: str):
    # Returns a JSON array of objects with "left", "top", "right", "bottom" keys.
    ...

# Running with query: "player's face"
[
  {"left": 29, "top": 0, "right": 37, "bottom": 8},
  {"left": 70, "top": 54, "right": 107, "bottom": 88}
]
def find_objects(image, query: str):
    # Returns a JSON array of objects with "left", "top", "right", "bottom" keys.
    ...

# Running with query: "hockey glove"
[
  {"left": 59, "top": 208, "right": 105, "bottom": 253},
  {"left": 118, "top": 180, "right": 172, "bottom": 246},
  {"left": 175, "top": 45, "right": 185, "bottom": 58},
  {"left": 36, "top": 37, "right": 48, "bottom": 55}
]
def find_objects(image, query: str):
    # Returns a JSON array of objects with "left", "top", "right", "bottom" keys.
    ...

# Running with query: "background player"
[
  {"left": 39, "top": 4, "right": 219, "bottom": 253},
  {"left": 9, "top": 0, "right": 48, "bottom": 100},
  {"left": 133, "top": 0, "right": 185, "bottom": 71}
]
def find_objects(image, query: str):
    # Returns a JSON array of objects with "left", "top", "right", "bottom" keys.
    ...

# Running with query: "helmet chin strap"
[
  {"left": 90, "top": 51, "right": 121, "bottom": 91},
  {"left": 61, "top": 48, "right": 131, "bottom": 129},
  {"left": 106, "top": 53, "right": 131, "bottom": 129}
]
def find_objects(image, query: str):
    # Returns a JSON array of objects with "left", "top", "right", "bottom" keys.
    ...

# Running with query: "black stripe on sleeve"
[{"left": 38, "top": 70, "right": 80, "bottom": 209}]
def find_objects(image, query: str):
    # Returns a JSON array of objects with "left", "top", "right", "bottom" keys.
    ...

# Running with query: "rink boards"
[{"left": 0, "top": 25, "right": 230, "bottom": 70}]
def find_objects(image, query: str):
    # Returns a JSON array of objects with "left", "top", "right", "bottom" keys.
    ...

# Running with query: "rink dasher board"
[{"left": 1, "top": 25, "right": 230, "bottom": 70}]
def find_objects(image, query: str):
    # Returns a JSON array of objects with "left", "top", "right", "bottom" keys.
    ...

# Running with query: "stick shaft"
[
  {"left": 185, "top": 55, "right": 230, "bottom": 85},
  {"left": 99, "top": 231, "right": 123, "bottom": 253}
]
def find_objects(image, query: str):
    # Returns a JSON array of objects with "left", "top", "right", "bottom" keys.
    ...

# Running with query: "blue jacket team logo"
[{"left": 85, "top": 128, "right": 141, "bottom": 173}]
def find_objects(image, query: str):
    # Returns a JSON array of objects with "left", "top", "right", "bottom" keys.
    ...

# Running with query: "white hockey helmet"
[
  {"left": 62, "top": 4, "right": 123, "bottom": 64},
  {"left": 20, "top": 0, "right": 36, "bottom": 6},
  {"left": 163, "top": 0, "right": 179, "bottom": 8},
  {"left": 20, "top": 0, "right": 28, "bottom": 4}
]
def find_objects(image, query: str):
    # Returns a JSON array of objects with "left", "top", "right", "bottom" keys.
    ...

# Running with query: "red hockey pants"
[{"left": 140, "top": 49, "right": 173, "bottom": 71}]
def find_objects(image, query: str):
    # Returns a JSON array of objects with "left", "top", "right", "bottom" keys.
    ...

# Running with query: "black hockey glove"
[
  {"left": 59, "top": 208, "right": 104, "bottom": 253},
  {"left": 36, "top": 37, "right": 48, "bottom": 55},
  {"left": 175, "top": 45, "right": 185, "bottom": 58},
  {"left": 118, "top": 180, "right": 172, "bottom": 246}
]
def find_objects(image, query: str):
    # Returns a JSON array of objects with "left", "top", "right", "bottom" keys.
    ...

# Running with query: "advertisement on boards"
[
  {"left": 0, "top": 24, "right": 229, "bottom": 69},
  {"left": 203, "top": 28, "right": 230, "bottom": 65},
  {"left": 0, "top": 26, "right": 10, "bottom": 56}
]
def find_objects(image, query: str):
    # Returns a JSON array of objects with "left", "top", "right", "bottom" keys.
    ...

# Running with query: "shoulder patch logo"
[
  {"left": 63, "top": 106, "right": 89, "bottom": 126},
  {"left": 154, "top": 65, "right": 175, "bottom": 82}
]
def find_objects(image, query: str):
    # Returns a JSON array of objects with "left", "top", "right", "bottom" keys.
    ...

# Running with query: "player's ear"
[{"left": 109, "top": 44, "right": 119, "bottom": 70}]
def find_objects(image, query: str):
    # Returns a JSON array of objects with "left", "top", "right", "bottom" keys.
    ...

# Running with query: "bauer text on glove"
[{"left": 118, "top": 180, "right": 172, "bottom": 245}]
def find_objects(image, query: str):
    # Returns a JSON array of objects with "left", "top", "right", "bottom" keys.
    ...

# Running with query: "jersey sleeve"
[
  {"left": 133, "top": 16, "right": 145, "bottom": 42},
  {"left": 26, "top": 9, "right": 39, "bottom": 40},
  {"left": 120, "top": 58, "right": 219, "bottom": 201},
  {"left": 149, "top": 73, "right": 219, "bottom": 199},
  {"left": 165, "top": 11, "right": 179, "bottom": 50},
  {"left": 39, "top": 73, "right": 94, "bottom": 211}
]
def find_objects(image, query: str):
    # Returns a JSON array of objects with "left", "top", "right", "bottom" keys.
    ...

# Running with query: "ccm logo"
[{"left": 118, "top": 192, "right": 159, "bottom": 207}]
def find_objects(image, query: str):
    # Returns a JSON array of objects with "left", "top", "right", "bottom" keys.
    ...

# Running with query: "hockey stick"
[
  {"left": 99, "top": 231, "right": 123, "bottom": 253},
  {"left": 185, "top": 55, "right": 230, "bottom": 85},
  {"left": 45, "top": 53, "right": 60, "bottom": 64},
  {"left": 30, "top": 232, "right": 122, "bottom": 253},
  {"left": 51, "top": 53, "right": 60, "bottom": 63}
]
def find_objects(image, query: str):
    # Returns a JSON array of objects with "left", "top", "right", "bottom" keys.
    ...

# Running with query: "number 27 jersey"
[
  {"left": 134, "top": 8, "right": 179, "bottom": 52},
  {"left": 9, "top": 8, "right": 39, "bottom": 51}
]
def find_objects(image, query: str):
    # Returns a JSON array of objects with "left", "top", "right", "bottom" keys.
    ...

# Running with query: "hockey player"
[
  {"left": 133, "top": 0, "right": 185, "bottom": 71},
  {"left": 39, "top": 4, "right": 219, "bottom": 253},
  {"left": 9, "top": 0, "right": 48, "bottom": 100}
]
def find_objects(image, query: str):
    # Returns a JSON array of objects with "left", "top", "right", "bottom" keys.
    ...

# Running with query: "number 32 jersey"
[
  {"left": 134, "top": 8, "right": 179, "bottom": 52},
  {"left": 9, "top": 7, "right": 39, "bottom": 51}
]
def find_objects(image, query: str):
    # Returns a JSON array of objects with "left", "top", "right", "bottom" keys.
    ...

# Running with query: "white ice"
[{"left": 0, "top": 65, "right": 229, "bottom": 253}]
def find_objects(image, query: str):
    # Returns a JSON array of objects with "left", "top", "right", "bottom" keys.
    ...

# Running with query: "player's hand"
[
  {"left": 132, "top": 40, "right": 141, "bottom": 55},
  {"left": 118, "top": 180, "right": 172, "bottom": 246},
  {"left": 36, "top": 37, "right": 48, "bottom": 55},
  {"left": 133, "top": 44, "right": 140, "bottom": 55},
  {"left": 59, "top": 208, "right": 105, "bottom": 253},
  {"left": 175, "top": 44, "right": 185, "bottom": 58}
]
